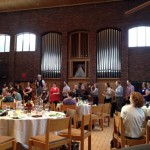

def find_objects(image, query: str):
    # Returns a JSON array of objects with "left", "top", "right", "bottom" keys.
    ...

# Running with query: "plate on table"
[
  {"left": 0, "top": 109, "right": 7, "bottom": 116},
  {"left": 49, "top": 112, "right": 65, "bottom": 117},
  {"left": 32, "top": 115, "right": 42, "bottom": 118}
]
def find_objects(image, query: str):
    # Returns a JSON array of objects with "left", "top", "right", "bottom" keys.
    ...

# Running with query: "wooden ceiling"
[{"left": 0, "top": 0, "right": 122, "bottom": 12}]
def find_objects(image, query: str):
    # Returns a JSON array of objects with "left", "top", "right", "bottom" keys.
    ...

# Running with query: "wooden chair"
[
  {"left": 113, "top": 113, "right": 146, "bottom": 148},
  {"left": 0, "top": 136, "right": 16, "bottom": 150},
  {"left": 61, "top": 104, "right": 76, "bottom": 112},
  {"left": 91, "top": 105, "right": 104, "bottom": 130},
  {"left": 103, "top": 103, "right": 111, "bottom": 126},
  {"left": 59, "top": 114, "right": 92, "bottom": 150},
  {"left": 66, "top": 108, "right": 78, "bottom": 128},
  {"left": 29, "top": 117, "right": 71, "bottom": 150},
  {"left": 1, "top": 102, "right": 16, "bottom": 110}
]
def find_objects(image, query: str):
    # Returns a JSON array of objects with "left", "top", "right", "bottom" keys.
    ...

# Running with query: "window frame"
[
  {"left": 0, "top": 34, "right": 11, "bottom": 52},
  {"left": 128, "top": 26, "right": 150, "bottom": 48},
  {"left": 16, "top": 32, "right": 36, "bottom": 52}
]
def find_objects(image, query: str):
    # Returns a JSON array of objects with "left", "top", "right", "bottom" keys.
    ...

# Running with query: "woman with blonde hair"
[{"left": 121, "top": 92, "right": 145, "bottom": 138}]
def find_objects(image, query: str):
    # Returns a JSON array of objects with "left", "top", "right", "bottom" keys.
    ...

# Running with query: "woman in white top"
[
  {"left": 121, "top": 92, "right": 145, "bottom": 138},
  {"left": 102, "top": 82, "right": 112, "bottom": 103}
]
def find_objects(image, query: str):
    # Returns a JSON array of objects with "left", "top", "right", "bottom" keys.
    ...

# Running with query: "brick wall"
[{"left": 0, "top": 0, "right": 150, "bottom": 93}]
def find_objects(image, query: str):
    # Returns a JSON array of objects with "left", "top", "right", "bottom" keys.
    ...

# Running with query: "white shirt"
[
  {"left": 121, "top": 105, "right": 145, "bottom": 138},
  {"left": 105, "top": 87, "right": 112, "bottom": 99},
  {"left": 62, "top": 85, "right": 70, "bottom": 97}
]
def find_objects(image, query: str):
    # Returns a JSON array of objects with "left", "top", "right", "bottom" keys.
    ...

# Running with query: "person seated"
[
  {"left": 2, "top": 89, "right": 14, "bottom": 102},
  {"left": 12, "top": 88, "right": 22, "bottom": 102},
  {"left": 110, "top": 92, "right": 146, "bottom": 148},
  {"left": 63, "top": 91, "right": 76, "bottom": 105},
  {"left": 121, "top": 92, "right": 145, "bottom": 138}
]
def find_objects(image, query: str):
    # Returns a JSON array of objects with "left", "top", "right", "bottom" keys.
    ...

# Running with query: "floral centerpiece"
[{"left": 24, "top": 100, "right": 34, "bottom": 112}]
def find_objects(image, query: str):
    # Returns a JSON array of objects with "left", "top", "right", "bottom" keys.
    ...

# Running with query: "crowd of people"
[
  {"left": 1, "top": 75, "right": 150, "bottom": 112},
  {"left": 1, "top": 75, "right": 150, "bottom": 146}
]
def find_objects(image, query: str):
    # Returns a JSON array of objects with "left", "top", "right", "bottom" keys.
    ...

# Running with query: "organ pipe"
[{"left": 97, "top": 29, "right": 121, "bottom": 78}]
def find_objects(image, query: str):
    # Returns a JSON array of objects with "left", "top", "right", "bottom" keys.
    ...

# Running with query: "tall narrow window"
[
  {"left": 128, "top": 26, "right": 150, "bottom": 47},
  {"left": 0, "top": 34, "right": 10, "bottom": 52},
  {"left": 16, "top": 32, "right": 36, "bottom": 51},
  {"left": 97, "top": 28, "right": 121, "bottom": 78},
  {"left": 41, "top": 32, "right": 62, "bottom": 78}
]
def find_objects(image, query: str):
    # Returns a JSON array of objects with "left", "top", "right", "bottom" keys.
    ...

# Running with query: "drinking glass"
[{"left": 45, "top": 104, "right": 49, "bottom": 111}]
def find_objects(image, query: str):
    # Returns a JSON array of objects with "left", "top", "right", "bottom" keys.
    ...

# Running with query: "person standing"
[
  {"left": 23, "top": 82, "right": 32, "bottom": 103},
  {"left": 49, "top": 83, "right": 60, "bottom": 105},
  {"left": 62, "top": 81, "right": 70, "bottom": 100},
  {"left": 125, "top": 80, "right": 135, "bottom": 104},
  {"left": 35, "top": 74, "right": 45, "bottom": 96},
  {"left": 91, "top": 83, "right": 99, "bottom": 105},
  {"left": 112, "top": 80, "right": 124, "bottom": 112},
  {"left": 102, "top": 82, "right": 112, "bottom": 103},
  {"left": 41, "top": 83, "right": 49, "bottom": 103},
  {"left": 72, "top": 84, "right": 80, "bottom": 98}
]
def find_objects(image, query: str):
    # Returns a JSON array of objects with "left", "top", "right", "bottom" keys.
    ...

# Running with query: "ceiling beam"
[{"left": 125, "top": 1, "right": 150, "bottom": 15}]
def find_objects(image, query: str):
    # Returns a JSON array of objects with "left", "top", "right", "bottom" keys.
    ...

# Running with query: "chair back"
[
  {"left": 81, "top": 114, "right": 92, "bottom": 136},
  {"left": 103, "top": 103, "right": 111, "bottom": 115},
  {"left": 91, "top": 105, "right": 103, "bottom": 115},
  {"left": 1, "top": 102, "right": 16, "bottom": 110},
  {"left": 46, "top": 117, "right": 71, "bottom": 144},
  {"left": 114, "top": 113, "right": 123, "bottom": 136},
  {"left": 113, "top": 113, "right": 146, "bottom": 148},
  {"left": 66, "top": 108, "right": 78, "bottom": 128},
  {"left": 61, "top": 104, "right": 76, "bottom": 112}
]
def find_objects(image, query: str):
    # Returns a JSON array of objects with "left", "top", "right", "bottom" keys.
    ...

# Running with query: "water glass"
[{"left": 45, "top": 104, "right": 49, "bottom": 111}]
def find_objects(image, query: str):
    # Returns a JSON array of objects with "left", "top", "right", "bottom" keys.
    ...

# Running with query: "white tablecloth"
[
  {"left": 77, "top": 103, "right": 91, "bottom": 121},
  {"left": 0, "top": 111, "right": 65, "bottom": 148}
]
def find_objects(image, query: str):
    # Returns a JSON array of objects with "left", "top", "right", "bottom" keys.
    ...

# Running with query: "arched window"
[
  {"left": 41, "top": 32, "right": 62, "bottom": 78},
  {"left": 0, "top": 34, "right": 10, "bottom": 52},
  {"left": 16, "top": 32, "right": 36, "bottom": 51},
  {"left": 128, "top": 26, "right": 150, "bottom": 47},
  {"left": 97, "top": 28, "right": 121, "bottom": 78}
]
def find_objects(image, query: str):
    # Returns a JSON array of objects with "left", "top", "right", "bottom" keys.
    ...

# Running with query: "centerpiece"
[{"left": 24, "top": 100, "right": 34, "bottom": 112}]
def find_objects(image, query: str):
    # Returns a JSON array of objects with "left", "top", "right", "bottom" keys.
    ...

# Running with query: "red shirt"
[{"left": 49, "top": 87, "right": 60, "bottom": 102}]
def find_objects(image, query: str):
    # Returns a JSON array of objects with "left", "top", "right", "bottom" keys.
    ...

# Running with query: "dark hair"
[
  {"left": 12, "top": 88, "right": 18, "bottom": 92},
  {"left": 5, "top": 89, "right": 11, "bottom": 93},
  {"left": 117, "top": 80, "right": 121, "bottom": 85},
  {"left": 68, "top": 91, "right": 74, "bottom": 97},
  {"left": 106, "top": 82, "right": 110, "bottom": 87},
  {"left": 127, "top": 79, "right": 131, "bottom": 83}
]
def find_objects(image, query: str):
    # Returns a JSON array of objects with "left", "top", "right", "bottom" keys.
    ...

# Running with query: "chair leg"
[
  {"left": 88, "top": 136, "right": 91, "bottom": 150},
  {"left": 108, "top": 117, "right": 110, "bottom": 126},
  {"left": 68, "top": 142, "right": 71, "bottom": 150},
  {"left": 113, "top": 138, "right": 117, "bottom": 148},
  {"left": 121, "top": 141, "right": 125, "bottom": 148},
  {"left": 81, "top": 139, "right": 84, "bottom": 150},
  {"left": 28, "top": 140, "right": 32, "bottom": 150},
  {"left": 100, "top": 119, "right": 103, "bottom": 131},
  {"left": 13, "top": 141, "right": 16, "bottom": 150}
]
